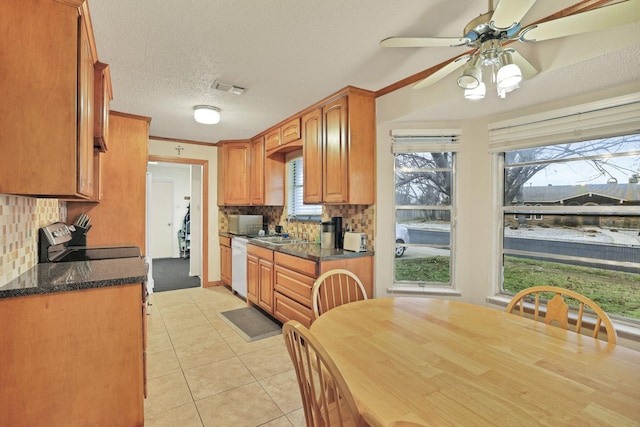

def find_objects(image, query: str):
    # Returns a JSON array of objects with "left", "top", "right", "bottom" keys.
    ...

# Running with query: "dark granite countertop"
[
  {"left": 247, "top": 239, "right": 374, "bottom": 261},
  {"left": 0, "top": 257, "right": 148, "bottom": 299}
]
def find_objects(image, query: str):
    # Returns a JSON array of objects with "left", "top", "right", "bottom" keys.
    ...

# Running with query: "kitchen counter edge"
[
  {"left": 0, "top": 257, "right": 148, "bottom": 299},
  {"left": 245, "top": 238, "right": 374, "bottom": 261}
]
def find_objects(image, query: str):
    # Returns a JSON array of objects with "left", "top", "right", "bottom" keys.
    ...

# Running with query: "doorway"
[{"left": 147, "top": 160, "right": 204, "bottom": 292}]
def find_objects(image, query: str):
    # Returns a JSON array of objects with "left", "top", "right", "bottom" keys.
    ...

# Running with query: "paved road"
[{"left": 406, "top": 229, "right": 640, "bottom": 269}]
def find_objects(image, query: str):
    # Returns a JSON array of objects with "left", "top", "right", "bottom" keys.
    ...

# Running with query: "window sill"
[
  {"left": 486, "top": 295, "right": 640, "bottom": 346},
  {"left": 387, "top": 286, "right": 462, "bottom": 297}
]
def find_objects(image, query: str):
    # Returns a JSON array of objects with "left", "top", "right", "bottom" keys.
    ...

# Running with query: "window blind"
[
  {"left": 391, "top": 129, "right": 462, "bottom": 153},
  {"left": 287, "top": 157, "right": 321, "bottom": 216},
  {"left": 488, "top": 93, "right": 640, "bottom": 152}
]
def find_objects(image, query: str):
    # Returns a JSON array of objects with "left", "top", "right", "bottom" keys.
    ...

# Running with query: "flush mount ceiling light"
[{"left": 193, "top": 106, "right": 221, "bottom": 124}]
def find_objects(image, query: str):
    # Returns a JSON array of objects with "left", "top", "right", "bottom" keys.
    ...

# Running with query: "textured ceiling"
[{"left": 87, "top": 0, "right": 640, "bottom": 144}]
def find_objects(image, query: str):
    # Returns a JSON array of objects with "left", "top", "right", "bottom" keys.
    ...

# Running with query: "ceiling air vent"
[{"left": 212, "top": 81, "right": 245, "bottom": 95}]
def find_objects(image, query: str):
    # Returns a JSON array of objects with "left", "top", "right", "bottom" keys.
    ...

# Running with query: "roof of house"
[{"left": 521, "top": 183, "right": 640, "bottom": 204}]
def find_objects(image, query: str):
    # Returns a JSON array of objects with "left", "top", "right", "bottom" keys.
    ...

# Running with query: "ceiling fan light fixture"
[
  {"left": 457, "top": 56, "right": 483, "bottom": 89},
  {"left": 193, "top": 105, "right": 221, "bottom": 124},
  {"left": 464, "top": 82, "right": 486, "bottom": 100}
]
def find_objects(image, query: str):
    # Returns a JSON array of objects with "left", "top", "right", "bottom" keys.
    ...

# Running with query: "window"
[
  {"left": 287, "top": 153, "right": 321, "bottom": 217},
  {"left": 500, "top": 134, "right": 640, "bottom": 321},
  {"left": 392, "top": 130, "right": 460, "bottom": 288}
]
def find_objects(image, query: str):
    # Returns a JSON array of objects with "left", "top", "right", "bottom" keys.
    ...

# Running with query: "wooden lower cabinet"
[
  {"left": 247, "top": 244, "right": 274, "bottom": 314},
  {"left": 274, "top": 291, "right": 314, "bottom": 328},
  {"left": 220, "top": 236, "right": 232, "bottom": 286},
  {"left": 0, "top": 283, "right": 146, "bottom": 427},
  {"left": 272, "top": 251, "right": 373, "bottom": 327}
]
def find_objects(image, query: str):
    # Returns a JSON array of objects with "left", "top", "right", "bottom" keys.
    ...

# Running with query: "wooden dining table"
[{"left": 309, "top": 297, "right": 640, "bottom": 427}]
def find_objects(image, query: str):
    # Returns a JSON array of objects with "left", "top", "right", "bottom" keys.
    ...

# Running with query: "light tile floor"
[{"left": 144, "top": 286, "right": 305, "bottom": 427}]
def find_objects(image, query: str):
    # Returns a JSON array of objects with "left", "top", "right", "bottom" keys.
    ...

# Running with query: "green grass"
[{"left": 395, "top": 256, "right": 640, "bottom": 319}]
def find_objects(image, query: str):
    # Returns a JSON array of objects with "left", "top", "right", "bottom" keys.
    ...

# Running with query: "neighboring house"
[
  {"left": 513, "top": 183, "right": 640, "bottom": 229},
  {"left": 521, "top": 182, "right": 640, "bottom": 206}
]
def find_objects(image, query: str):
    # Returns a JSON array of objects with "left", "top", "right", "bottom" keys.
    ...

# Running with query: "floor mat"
[
  {"left": 152, "top": 258, "right": 200, "bottom": 292},
  {"left": 219, "top": 306, "right": 282, "bottom": 342}
]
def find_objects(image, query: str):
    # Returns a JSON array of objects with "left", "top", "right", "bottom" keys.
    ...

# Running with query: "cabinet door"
[
  {"left": 77, "top": 14, "right": 95, "bottom": 197},
  {"left": 246, "top": 254, "right": 259, "bottom": 304},
  {"left": 302, "top": 108, "right": 323, "bottom": 204},
  {"left": 258, "top": 259, "right": 274, "bottom": 314},
  {"left": 222, "top": 141, "right": 251, "bottom": 205},
  {"left": 322, "top": 96, "right": 349, "bottom": 204},
  {"left": 249, "top": 137, "right": 265, "bottom": 205},
  {"left": 281, "top": 117, "right": 301, "bottom": 145},
  {"left": 93, "top": 62, "right": 112, "bottom": 152},
  {"left": 220, "top": 244, "right": 232, "bottom": 285},
  {"left": 265, "top": 128, "right": 281, "bottom": 152}
]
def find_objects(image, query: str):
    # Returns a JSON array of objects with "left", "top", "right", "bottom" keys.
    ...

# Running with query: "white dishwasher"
[{"left": 231, "top": 237, "right": 248, "bottom": 298}]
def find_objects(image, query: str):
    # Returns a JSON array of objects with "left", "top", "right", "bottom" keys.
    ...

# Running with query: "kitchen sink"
[{"left": 251, "top": 236, "right": 307, "bottom": 246}]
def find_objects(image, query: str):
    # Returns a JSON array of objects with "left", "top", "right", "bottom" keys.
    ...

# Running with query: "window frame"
[
  {"left": 489, "top": 94, "right": 640, "bottom": 324},
  {"left": 389, "top": 130, "right": 461, "bottom": 291}
]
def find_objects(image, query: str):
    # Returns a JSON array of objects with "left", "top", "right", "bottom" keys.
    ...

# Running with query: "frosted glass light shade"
[
  {"left": 464, "top": 82, "right": 486, "bottom": 100},
  {"left": 193, "top": 106, "right": 221, "bottom": 124},
  {"left": 497, "top": 63, "right": 522, "bottom": 90}
]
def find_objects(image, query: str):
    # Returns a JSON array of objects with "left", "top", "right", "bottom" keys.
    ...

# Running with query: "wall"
[
  {"left": 147, "top": 139, "right": 218, "bottom": 284},
  {"left": 0, "top": 196, "right": 65, "bottom": 286}
]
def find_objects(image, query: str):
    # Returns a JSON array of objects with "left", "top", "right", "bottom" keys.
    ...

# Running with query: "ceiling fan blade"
[
  {"left": 413, "top": 55, "right": 471, "bottom": 90},
  {"left": 490, "top": 0, "right": 537, "bottom": 30},
  {"left": 520, "top": 0, "right": 640, "bottom": 42},
  {"left": 380, "top": 37, "right": 469, "bottom": 48},
  {"left": 510, "top": 50, "right": 538, "bottom": 80}
]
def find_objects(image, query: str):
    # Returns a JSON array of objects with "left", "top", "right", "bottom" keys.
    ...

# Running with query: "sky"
[{"left": 527, "top": 154, "right": 640, "bottom": 186}]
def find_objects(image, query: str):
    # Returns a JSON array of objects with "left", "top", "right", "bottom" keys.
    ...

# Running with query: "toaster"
[{"left": 343, "top": 232, "right": 367, "bottom": 252}]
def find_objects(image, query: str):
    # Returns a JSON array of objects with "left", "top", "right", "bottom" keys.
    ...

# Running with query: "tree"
[{"left": 395, "top": 135, "right": 639, "bottom": 206}]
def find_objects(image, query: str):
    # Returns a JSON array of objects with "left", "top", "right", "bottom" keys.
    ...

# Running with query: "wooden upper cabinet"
[
  {"left": 302, "top": 109, "right": 323, "bottom": 204},
  {"left": 322, "top": 96, "right": 349, "bottom": 203},
  {"left": 0, "top": 0, "right": 97, "bottom": 198},
  {"left": 218, "top": 138, "right": 284, "bottom": 207},
  {"left": 250, "top": 137, "right": 265, "bottom": 205},
  {"left": 265, "top": 128, "right": 282, "bottom": 152},
  {"left": 265, "top": 117, "right": 302, "bottom": 156},
  {"left": 66, "top": 112, "right": 150, "bottom": 253},
  {"left": 281, "top": 117, "right": 301, "bottom": 145},
  {"left": 303, "top": 88, "right": 375, "bottom": 205},
  {"left": 218, "top": 140, "right": 251, "bottom": 206},
  {"left": 93, "top": 62, "right": 112, "bottom": 152}
]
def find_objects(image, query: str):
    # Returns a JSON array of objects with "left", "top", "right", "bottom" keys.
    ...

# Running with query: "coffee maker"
[
  {"left": 321, "top": 221, "right": 335, "bottom": 249},
  {"left": 332, "top": 216, "right": 343, "bottom": 249}
]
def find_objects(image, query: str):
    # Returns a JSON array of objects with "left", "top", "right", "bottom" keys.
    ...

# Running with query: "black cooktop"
[{"left": 49, "top": 246, "right": 142, "bottom": 263}]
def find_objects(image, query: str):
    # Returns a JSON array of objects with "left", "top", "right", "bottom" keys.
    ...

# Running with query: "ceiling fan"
[{"left": 381, "top": 0, "right": 640, "bottom": 99}]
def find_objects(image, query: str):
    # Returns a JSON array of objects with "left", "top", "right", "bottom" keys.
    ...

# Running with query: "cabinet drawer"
[
  {"left": 281, "top": 117, "right": 301, "bottom": 144},
  {"left": 247, "top": 244, "right": 274, "bottom": 261},
  {"left": 274, "top": 252, "right": 317, "bottom": 277},
  {"left": 274, "top": 265, "right": 315, "bottom": 307},
  {"left": 274, "top": 291, "right": 313, "bottom": 328},
  {"left": 220, "top": 235, "right": 231, "bottom": 247}
]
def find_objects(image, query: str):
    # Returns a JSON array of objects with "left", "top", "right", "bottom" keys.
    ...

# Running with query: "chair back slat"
[
  {"left": 283, "top": 320, "right": 365, "bottom": 427},
  {"left": 312, "top": 269, "right": 368, "bottom": 319},
  {"left": 505, "top": 286, "right": 617, "bottom": 344}
]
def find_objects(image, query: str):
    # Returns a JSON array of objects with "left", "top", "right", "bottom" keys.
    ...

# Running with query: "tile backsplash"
[
  {"left": 0, "top": 195, "right": 65, "bottom": 285},
  {"left": 218, "top": 204, "right": 376, "bottom": 250}
]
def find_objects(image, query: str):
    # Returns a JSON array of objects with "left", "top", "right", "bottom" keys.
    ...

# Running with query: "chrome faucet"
[{"left": 287, "top": 214, "right": 299, "bottom": 238}]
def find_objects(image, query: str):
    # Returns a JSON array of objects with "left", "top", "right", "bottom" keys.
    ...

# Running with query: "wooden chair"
[
  {"left": 312, "top": 269, "right": 367, "bottom": 319},
  {"left": 283, "top": 320, "right": 365, "bottom": 427},
  {"left": 505, "top": 286, "right": 617, "bottom": 344}
]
